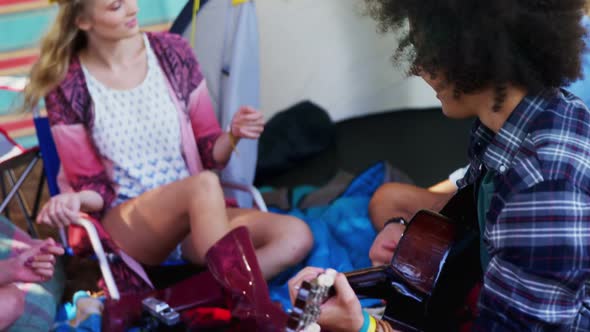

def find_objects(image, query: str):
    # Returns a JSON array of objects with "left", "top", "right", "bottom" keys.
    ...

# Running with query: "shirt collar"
[{"left": 470, "top": 89, "right": 556, "bottom": 174}]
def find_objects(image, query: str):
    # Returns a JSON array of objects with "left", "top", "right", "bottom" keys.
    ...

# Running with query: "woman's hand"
[
  {"left": 288, "top": 267, "right": 364, "bottom": 332},
  {"left": 36, "top": 192, "right": 81, "bottom": 228},
  {"left": 369, "top": 223, "right": 405, "bottom": 266},
  {"left": 230, "top": 106, "right": 264, "bottom": 139},
  {"left": 9, "top": 238, "right": 64, "bottom": 283}
]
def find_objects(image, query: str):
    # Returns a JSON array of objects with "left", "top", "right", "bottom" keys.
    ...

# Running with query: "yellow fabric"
[
  {"left": 232, "top": 0, "right": 249, "bottom": 5},
  {"left": 190, "top": 0, "right": 201, "bottom": 48}
]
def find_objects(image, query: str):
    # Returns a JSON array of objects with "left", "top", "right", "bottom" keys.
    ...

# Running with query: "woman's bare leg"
[
  {"left": 182, "top": 209, "right": 313, "bottom": 280},
  {"left": 102, "top": 171, "right": 230, "bottom": 265},
  {"left": 0, "top": 284, "right": 25, "bottom": 330}
]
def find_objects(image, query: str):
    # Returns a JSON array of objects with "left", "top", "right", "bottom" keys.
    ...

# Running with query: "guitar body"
[
  {"left": 285, "top": 185, "right": 481, "bottom": 332},
  {"left": 347, "top": 184, "right": 481, "bottom": 331}
]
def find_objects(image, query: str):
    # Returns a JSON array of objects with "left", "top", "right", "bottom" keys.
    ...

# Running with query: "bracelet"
[
  {"left": 359, "top": 310, "right": 370, "bottom": 332},
  {"left": 368, "top": 315, "right": 377, "bottom": 332},
  {"left": 228, "top": 131, "right": 239, "bottom": 155},
  {"left": 384, "top": 217, "right": 406, "bottom": 228},
  {"left": 359, "top": 311, "right": 377, "bottom": 332},
  {"left": 375, "top": 318, "right": 394, "bottom": 332}
]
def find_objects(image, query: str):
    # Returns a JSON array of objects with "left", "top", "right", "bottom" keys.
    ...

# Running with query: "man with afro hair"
[{"left": 288, "top": 1, "right": 590, "bottom": 331}]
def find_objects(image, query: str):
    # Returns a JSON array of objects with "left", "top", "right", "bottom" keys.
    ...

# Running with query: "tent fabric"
[
  {"left": 254, "top": 0, "right": 442, "bottom": 122},
  {"left": 175, "top": 0, "right": 442, "bottom": 123},
  {"left": 566, "top": 16, "right": 590, "bottom": 107}
]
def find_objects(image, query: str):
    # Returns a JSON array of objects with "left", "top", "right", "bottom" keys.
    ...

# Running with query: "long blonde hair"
[{"left": 22, "top": 0, "right": 88, "bottom": 112}]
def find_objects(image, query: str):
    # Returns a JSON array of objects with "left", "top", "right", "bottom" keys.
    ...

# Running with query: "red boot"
[
  {"left": 102, "top": 269, "right": 227, "bottom": 332},
  {"left": 206, "top": 226, "right": 288, "bottom": 331}
]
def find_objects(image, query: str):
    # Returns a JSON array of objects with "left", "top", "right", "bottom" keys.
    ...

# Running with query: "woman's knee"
[
  {"left": 186, "top": 171, "right": 222, "bottom": 197},
  {"left": 280, "top": 216, "right": 314, "bottom": 262},
  {"left": 0, "top": 285, "right": 25, "bottom": 329}
]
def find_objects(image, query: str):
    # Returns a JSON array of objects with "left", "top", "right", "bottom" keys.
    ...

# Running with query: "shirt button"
[{"left": 499, "top": 165, "right": 507, "bottom": 173}]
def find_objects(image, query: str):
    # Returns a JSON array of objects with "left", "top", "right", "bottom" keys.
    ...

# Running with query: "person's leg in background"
[
  {"left": 367, "top": 165, "right": 469, "bottom": 266},
  {"left": 369, "top": 181, "right": 454, "bottom": 228}
]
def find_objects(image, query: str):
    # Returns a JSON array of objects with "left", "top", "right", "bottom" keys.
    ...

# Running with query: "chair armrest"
[
  {"left": 221, "top": 181, "right": 268, "bottom": 212},
  {"left": 70, "top": 218, "right": 121, "bottom": 300},
  {"left": 0, "top": 147, "right": 39, "bottom": 170}
]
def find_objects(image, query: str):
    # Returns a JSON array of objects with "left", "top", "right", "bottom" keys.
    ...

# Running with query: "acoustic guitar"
[{"left": 286, "top": 184, "right": 482, "bottom": 332}]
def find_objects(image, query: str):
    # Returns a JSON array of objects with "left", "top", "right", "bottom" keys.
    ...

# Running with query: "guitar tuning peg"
[
  {"left": 304, "top": 323, "right": 321, "bottom": 332},
  {"left": 325, "top": 268, "right": 337, "bottom": 279},
  {"left": 318, "top": 268, "right": 338, "bottom": 287}
]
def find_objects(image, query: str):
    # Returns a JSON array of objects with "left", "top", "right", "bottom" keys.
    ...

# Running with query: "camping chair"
[
  {"left": 0, "top": 77, "right": 44, "bottom": 238},
  {"left": 0, "top": 127, "right": 43, "bottom": 238},
  {"left": 32, "top": 107, "right": 268, "bottom": 300}
]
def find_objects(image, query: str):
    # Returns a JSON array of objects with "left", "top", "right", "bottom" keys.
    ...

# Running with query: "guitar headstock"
[{"left": 285, "top": 268, "right": 338, "bottom": 332}]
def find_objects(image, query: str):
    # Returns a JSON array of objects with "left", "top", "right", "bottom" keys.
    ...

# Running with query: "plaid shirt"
[{"left": 458, "top": 89, "right": 590, "bottom": 331}]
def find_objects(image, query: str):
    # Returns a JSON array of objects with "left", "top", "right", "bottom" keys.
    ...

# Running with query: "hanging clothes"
[{"left": 182, "top": 0, "right": 261, "bottom": 207}]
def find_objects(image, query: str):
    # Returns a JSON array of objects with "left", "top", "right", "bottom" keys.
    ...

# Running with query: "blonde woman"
[{"left": 24, "top": 0, "right": 312, "bottom": 329}]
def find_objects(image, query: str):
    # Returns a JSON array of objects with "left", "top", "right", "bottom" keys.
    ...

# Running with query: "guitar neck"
[{"left": 343, "top": 265, "right": 392, "bottom": 299}]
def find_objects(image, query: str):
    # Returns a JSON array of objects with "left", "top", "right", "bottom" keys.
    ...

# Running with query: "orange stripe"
[
  {"left": 0, "top": 113, "right": 33, "bottom": 123},
  {"left": 0, "top": 65, "right": 30, "bottom": 76},
  {"left": 0, "top": 48, "right": 38, "bottom": 61},
  {"left": 6, "top": 127, "right": 35, "bottom": 139},
  {"left": 0, "top": 117, "right": 34, "bottom": 132},
  {"left": 0, "top": 1, "right": 53, "bottom": 14}
]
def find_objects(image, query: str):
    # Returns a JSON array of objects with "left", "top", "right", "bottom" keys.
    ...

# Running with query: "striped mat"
[{"left": 0, "top": 0, "right": 186, "bottom": 147}]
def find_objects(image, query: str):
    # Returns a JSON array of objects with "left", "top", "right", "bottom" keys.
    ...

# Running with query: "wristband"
[
  {"left": 228, "top": 131, "right": 239, "bottom": 155},
  {"left": 359, "top": 310, "right": 371, "bottom": 332},
  {"left": 368, "top": 315, "right": 377, "bottom": 332},
  {"left": 359, "top": 311, "right": 377, "bottom": 332},
  {"left": 384, "top": 217, "right": 406, "bottom": 228}
]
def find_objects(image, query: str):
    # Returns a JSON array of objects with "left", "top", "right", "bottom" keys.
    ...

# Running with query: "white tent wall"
[
  {"left": 192, "top": 0, "right": 441, "bottom": 123},
  {"left": 180, "top": 0, "right": 446, "bottom": 195},
  {"left": 187, "top": 0, "right": 261, "bottom": 208},
  {"left": 255, "top": 0, "right": 440, "bottom": 121}
]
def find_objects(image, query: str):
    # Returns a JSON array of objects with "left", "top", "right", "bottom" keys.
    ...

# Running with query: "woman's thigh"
[{"left": 103, "top": 173, "right": 224, "bottom": 265}]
